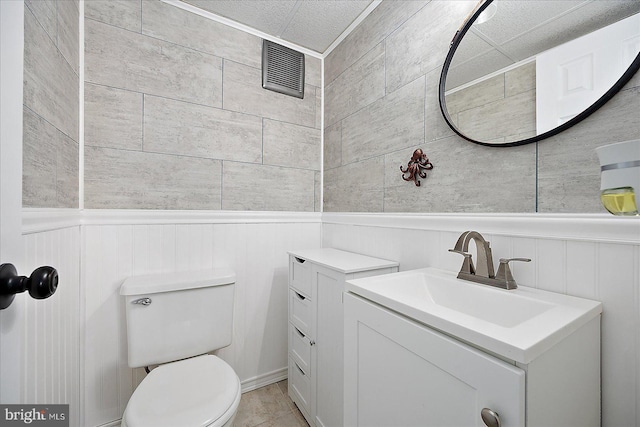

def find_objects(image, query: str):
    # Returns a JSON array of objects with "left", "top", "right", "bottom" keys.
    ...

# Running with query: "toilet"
[{"left": 119, "top": 268, "right": 241, "bottom": 427}]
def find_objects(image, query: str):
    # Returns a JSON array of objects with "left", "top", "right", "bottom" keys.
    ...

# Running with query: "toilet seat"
[{"left": 122, "top": 355, "right": 241, "bottom": 427}]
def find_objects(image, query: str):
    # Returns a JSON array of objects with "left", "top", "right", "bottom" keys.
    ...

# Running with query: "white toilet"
[{"left": 119, "top": 268, "right": 241, "bottom": 427}]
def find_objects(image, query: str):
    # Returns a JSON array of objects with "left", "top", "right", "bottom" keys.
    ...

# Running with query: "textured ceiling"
[
  {"left": 447, "top": 0, "right": 640, "bottom": 89},
  {"left": 182, "top": 0, "right": 374, "bottom": 53}
]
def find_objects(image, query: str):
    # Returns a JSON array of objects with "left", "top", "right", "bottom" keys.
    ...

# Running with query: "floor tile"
[
  {"left": 235, "top": 380, "right": 308, "bottom": 427},
  {"left": 254, "top": 409, "right": 308, "bottom": 427},
  {"left": 276, "top": 379, "right": 288, "bottom": 396}
]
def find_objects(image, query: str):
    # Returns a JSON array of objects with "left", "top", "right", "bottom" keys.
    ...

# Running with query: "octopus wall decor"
[{"left": 400, "top": 149, "right": 434, "bottom": 186}]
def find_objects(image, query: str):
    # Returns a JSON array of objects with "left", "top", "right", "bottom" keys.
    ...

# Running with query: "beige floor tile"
[
  {"left": 234, "top": 381, "right": 308, "bottom": 427},
  {"left": 290, "top": 407, "right": 309, "bottom": 427},
  {"left": 234, "top": 384, "right": 293, "bottom": 427},
  {"left": 254, "top": 409, "right": 308, "bottom": 427},
  {"left": 276, "top": 381, "right": 298, "bottom": 412},
  {"left": 276, "top": 379, "right": 288, "bottom": 396}
]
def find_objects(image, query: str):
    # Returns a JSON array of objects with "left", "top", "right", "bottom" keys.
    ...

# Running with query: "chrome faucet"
[{"left": 449, "top": 231, "right": 530, "bottom": 290}]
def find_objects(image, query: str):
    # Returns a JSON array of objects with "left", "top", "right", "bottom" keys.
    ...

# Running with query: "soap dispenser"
[{"left": 596, "top": 139, "right": 640, "bottom": 216}]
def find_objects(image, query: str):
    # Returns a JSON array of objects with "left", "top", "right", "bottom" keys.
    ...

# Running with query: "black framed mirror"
[{"left": 439, "top": 0, "right": 640, "bottom": 147}]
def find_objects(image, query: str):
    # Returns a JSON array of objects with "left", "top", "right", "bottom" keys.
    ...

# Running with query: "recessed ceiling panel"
[
  {"left": 183, "top": 0, "right": 298, "bottom": 36},
  {"left": 181, "top": 0, "right": 375, "bottom": 53},
  {"left": 500, "top": 0, "right": 640, "bottom": 62},
  {"left": 280, "top": 0, "right": 373, "bottom": 52},
  {"left": 450, "top": 30, "right": 496, "bottom": 68},
  {"left": 473, "top": 1, "right": 585, "bottom": 45}
]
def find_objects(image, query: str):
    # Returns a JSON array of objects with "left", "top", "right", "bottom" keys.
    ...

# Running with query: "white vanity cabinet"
[
  {"left": 288, "top": 248, "right": 398, "bottom": 427},
  {"left": 344, "top": 292, "right": 601, "bottom": 427}
]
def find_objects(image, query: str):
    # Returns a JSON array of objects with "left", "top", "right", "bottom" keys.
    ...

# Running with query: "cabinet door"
[{"left": 344, "top": 293, "right": 525, "bottom": 427}]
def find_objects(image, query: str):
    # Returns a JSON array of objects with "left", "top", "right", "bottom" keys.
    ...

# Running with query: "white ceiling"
[
  {"left": 447, "top": 0, "right": 640, "bottom": 89},
  {"left": 182, "top": 0, "right": 375, "bottom": 53},
  {"left": 178, "top": 0, "right": 639, "bottom": 77}
]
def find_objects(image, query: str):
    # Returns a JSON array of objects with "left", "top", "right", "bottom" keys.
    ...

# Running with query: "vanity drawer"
[
  {"left": 290, "top": 289, "right": 312, "bottom": 334},
  {"left": 289, "top": 357, "right": 311, "bottom": 411},
  {"left": 290, "top": 256, "right": 311, "bottom": 297},
  {"left": 289, "top": 322, "right": 312, "bottom": 373}
]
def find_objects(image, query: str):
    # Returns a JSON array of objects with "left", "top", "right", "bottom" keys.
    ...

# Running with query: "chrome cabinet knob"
[{"left": 481, "top": 408, "right": 501, "bottom": 427}]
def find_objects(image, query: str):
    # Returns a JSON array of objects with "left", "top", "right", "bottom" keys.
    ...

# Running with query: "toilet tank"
[{"left": 120, "top": 268, "right": 235, "bottom": 368}]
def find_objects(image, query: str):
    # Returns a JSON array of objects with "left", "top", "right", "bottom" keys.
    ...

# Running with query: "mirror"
[{"left": 439, "top": 0, "right": 640, "bottom": 147}]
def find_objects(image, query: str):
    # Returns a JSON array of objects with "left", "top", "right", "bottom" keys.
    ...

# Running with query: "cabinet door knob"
[{"left": 480, "top": 408, "right": 501, "bottom": 427}]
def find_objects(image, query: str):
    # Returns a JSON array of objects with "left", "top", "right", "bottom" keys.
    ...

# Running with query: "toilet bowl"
[
  {"left": 121, "top": 355, "right": 241, "bottom": 427},
  {"left": 120, "top": 269, "right": 240, "bottom": 427}
]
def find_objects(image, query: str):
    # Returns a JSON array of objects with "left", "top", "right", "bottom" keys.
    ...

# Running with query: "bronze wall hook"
[{"left": 400, "top": 149, "right": 434, "bottom": 186}]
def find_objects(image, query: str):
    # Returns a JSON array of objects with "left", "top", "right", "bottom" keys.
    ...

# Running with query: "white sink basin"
[{"left": 346, "top": 268, "right": 602, "bottom": 364}]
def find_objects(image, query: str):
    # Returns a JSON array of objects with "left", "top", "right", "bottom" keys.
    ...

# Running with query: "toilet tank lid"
[{"left": 120, "top": 268, "right": 235, "bottom": 296}]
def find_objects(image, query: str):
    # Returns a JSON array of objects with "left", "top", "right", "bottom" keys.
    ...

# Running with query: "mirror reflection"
[{"left": 441, "top": 0, "right": 640, "bottom": 145}]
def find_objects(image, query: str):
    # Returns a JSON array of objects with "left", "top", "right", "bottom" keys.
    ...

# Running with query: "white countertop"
[
  {"left": 288, "top": 248, "right": 398, "bottom": 273},
  {"left": 346, "top": 267, "right": 603, "bottom": 364}
]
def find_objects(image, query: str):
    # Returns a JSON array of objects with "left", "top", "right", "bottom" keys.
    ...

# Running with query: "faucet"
[{"left": 449, "top": 231, "right": 530, "bottom": 290}]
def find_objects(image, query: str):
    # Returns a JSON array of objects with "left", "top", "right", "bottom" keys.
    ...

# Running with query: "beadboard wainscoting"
[
  {"left": 322, "top": 213, "right": 640, "bottom": 427},
  {"left": 19, "top": 210, "right": 321, "bottom": 427},
  {"left": 80, "top": 212, "right": 321, "bottom": 427},
  {"left": 22, "top": 225, "right": 81, "bottom": 427},
  {"left": 16, "top": 209, "right": 639, "bottom": 427}
]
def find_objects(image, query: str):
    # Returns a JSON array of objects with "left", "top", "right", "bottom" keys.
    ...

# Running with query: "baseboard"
[
  {"left": 240, "top": 367, "right": 287, "bottom": 393},
  {"left": 96, "top": 420, "right": 121, "bottom": 427}
]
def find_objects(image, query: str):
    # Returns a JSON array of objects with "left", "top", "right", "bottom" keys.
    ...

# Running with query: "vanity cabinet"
[
  {"left": 288, "top": 248, "right": 398, "bottom": 427},
  {"left": 344, "top": 292, "right": 601, "bottom": 427}
]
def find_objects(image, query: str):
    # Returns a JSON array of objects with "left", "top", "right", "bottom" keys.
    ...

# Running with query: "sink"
[
  {"left": 390, "top": 272, "right": 554, "bottom": 328},
  {"left": 346, "top": 267, "right": 602, "bottom": 364}
]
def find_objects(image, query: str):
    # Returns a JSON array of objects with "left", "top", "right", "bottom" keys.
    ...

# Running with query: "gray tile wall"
[
  {"left": 446, "top": 62, "right": 536, "bottom": 143},
  {"left": 84, "top": 0, "right": 321, "bottom": 211},
  {"left": 324, "top": 0, "right": 640, "bottom": 213},
  {"left": 23, "top": 0, "right": 79, "bottom": 208}
]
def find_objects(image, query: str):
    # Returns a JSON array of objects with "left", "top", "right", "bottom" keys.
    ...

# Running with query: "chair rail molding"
[
  {"left": 23, "top": 209, "right": 322, "bottom": 234},
  {"left": 23, "top": 209, "right": 639, "bottom": 244},
  {"left": 322, "top": 212, "right": 640, "bottom": 244}
]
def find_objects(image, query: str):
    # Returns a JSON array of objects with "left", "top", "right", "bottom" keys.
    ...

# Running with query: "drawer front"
[
  {"left": 290, "top": 322, "right": 312, "bottom": 373},
  {"left": 290, "top": 256, "right": 312, "bottom": 296},
  {"left": 290, "top": 289, "right": 312, "bottom": 334},
  {"left": 289, "top": 357, "right": 311, "bottom": 411}
]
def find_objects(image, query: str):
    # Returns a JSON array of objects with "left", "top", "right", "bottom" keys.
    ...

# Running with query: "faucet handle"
[
  {"left": 448, "top": 249, "right": 475, "bottom": 275},
  {"left": 500, "top": 258, "right": 531, "bottom": 263},
  {"left": 495, "top": 258, "right": 531, "bottom": 290},
  {"left": 448, "top": 249, "right": 468, "bottom": 255}
]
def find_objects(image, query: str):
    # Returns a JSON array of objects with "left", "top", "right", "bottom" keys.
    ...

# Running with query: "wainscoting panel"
[
  {"left": 322, "top": 213, "right": 640, "bottom": 427},
  {"left": 21, "top": 210, "right": 636, "bottom": 426},
  {"left": 82, "top": 219, "right": 321, "bottom": 427},
  {"left": 22, "top": 226, "right": 81, "bottom": 427}
]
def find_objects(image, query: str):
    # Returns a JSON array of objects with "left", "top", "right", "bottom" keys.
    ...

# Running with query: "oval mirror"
[{"left": 439, "top": 0, "right": 640, "bottom": 147}]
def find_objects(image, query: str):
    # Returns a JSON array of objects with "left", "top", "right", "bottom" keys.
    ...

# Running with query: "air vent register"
[{"left": 262, "top": 40, "right": 305, "bottom": 99}]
